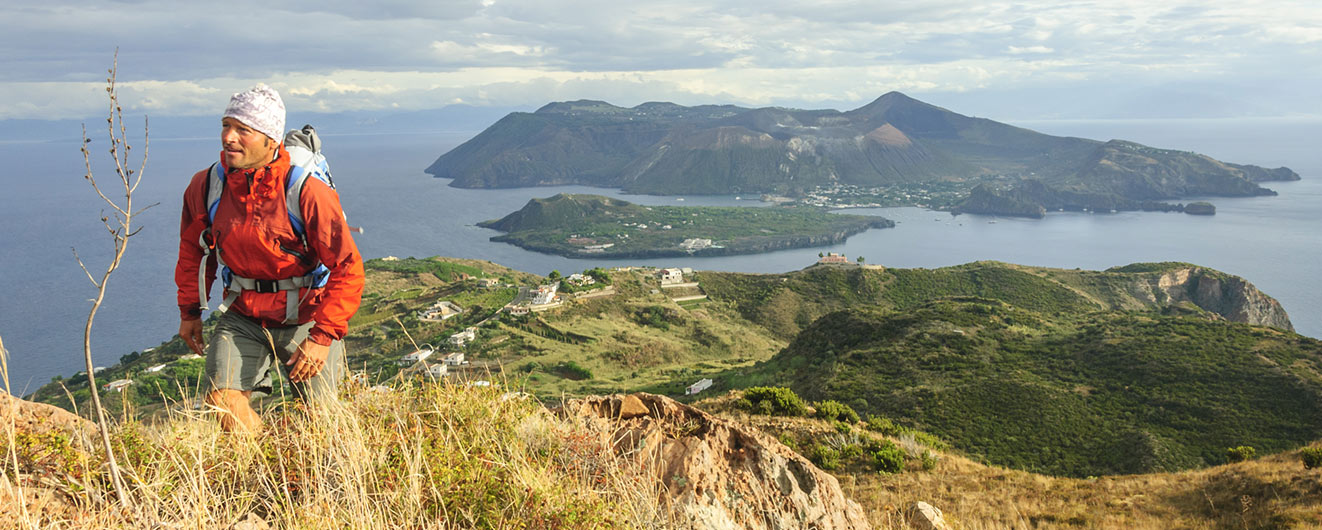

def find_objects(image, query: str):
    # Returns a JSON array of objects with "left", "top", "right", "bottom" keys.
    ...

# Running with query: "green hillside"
[
  {"left": 27, "top": 258, "right": 1313, "bottom": 480},
  {"left": 741, "top": 301, "right": 1322, "bottom": 477}
]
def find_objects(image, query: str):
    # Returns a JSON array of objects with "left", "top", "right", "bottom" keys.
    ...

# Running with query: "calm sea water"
[{"left": 2, "top": 117, "right": 1318, "bottom": 394}]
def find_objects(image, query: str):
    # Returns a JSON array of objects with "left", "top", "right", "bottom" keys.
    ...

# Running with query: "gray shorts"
[{"left": 204, "top": 311, "right": 345, "bottom": 404}]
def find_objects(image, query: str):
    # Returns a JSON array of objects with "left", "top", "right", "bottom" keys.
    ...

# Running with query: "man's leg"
[
  {"left": 205, "top": 389, "right": 259, "bottom": 432},
  {"left": 270, "top": 321, "right": 346, "bottom": 406},
  {"left": 204, "top": 312, "right": 277, "bottom": 432}
]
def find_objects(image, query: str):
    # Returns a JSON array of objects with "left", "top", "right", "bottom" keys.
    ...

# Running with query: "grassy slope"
[
  {"left": 697, "top": 397, "right": 1322, "bottom": 529},
  {"left": 29, "top": 258, "right": 1317, "bottom": 480}
]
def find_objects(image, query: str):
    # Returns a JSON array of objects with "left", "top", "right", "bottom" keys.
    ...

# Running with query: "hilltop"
[
  {"left": 426, "top": 93, "right": 1298, "bottom": 212},
  {"left": 478, "top": 193, "right": 893, "bottom": 258},
  {"left": 25, "top": 257, "right": 1320, "bottom": 484}
]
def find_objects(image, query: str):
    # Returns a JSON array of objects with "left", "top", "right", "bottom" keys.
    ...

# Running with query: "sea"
[{"left": 2, "top": 117, "right": 1319, "bottom": 395}]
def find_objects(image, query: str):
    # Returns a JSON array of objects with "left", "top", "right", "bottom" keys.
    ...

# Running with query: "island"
[
  {"left": 427, "top": 92, "right": 1298, "bottom": 216},
  {"left": 1184, "top": 201, "right": 1216, "bottom": 215},
  {"left": 477, "top": 194, "right": 893, "bottom": 258}
]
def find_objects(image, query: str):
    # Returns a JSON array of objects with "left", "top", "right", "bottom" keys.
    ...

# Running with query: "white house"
[
  {"left": 399, "top": 347, "right": 435, "bottom": 366},
  {"left": 425, "top": 363, "right": 448, "bottom": 380},
  {"left": 418, "top": 300, "right": 464, "bottom": 321},
  {"left": 566, "top": 273, "right": 595, "bottom": 286},
  {"left": 685, "top": 378, "right": 713, "bottom": 395},
  {"left": 507, "top": 305, "right": 530, "bottom": 316},
  {"left": 443, "top": 351, "right": 466, "bottom": 366},
  {"left": 179, "top": 353, "right": 203, "bottom": 361},
  {"left": 478, "top": 278, "right": 500, "bottom": 289},
  {"left": 680, "top": 238, "right": 712, "bottom": 252},
  {"left": 658, "top": 268, "right": 684, "bottom": 285},
  {"left": 103, "top": 379, "right": 133, "bottom": 392},
  {"left": 531, "top": 283, "right": 559, "bottom": 305},
  {"left": 448, "top": 327, "right": 477, "bottom": 348},
  {"left": 146, "top": 363, "right": 168, "bottom": 373},
  {"left": 818, "top": 252, "right": 849, "bottom": 264}
]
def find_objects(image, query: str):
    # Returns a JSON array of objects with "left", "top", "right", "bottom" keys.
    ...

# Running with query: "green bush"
[
  {"left": 1301, "top": 447, "right": 1322, "bottom": 469},
  {"left": 743, "top": 387, "right": 809, "bottom": 416},
  {"left": 841, "top": 444, "right": 864, "bottom": 460},
  {"left": 777, "top": 432, "right": 798, "bottom": 451},
  {"left": 833, "top": 421, "right": 852, "bottom": 434},
  {"left": 1226, "top": 445, "right": 1256, "bottom": 463},
  {"left": 811, "top": 444, "right": 841, "bottom": 470},
  {"left": 871, "top": 441, "right": 905, "bottom": 474},
  {"left": 815, "top": 400, "right": 860, "bottom": 423},
  {"left": 920, "top": 450, "right": 939, "bottom": 471},
  {"left": 865, "top": 415, "right": 898, "bottom": 435}
]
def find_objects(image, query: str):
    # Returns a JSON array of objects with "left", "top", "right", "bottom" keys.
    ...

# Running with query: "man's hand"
[
  {"left": 179, "top": 319, "right": 205, "bottom": 356},
  {"left": 286, "top": 339, "right": 330, "bottom": 383}
]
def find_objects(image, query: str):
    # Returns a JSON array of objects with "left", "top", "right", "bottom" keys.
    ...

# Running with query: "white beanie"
[{"left": 224, "top": 84, "right": 286, "bottom": 143}]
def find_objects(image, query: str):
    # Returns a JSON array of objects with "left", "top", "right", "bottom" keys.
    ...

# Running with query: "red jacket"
[{"left": 175, "top": 146, "right": 364, "bottom": 345}]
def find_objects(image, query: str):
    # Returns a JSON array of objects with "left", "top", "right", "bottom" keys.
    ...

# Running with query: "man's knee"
[{"left": 206, "top": 388, "right": 252, "bottom": 411}]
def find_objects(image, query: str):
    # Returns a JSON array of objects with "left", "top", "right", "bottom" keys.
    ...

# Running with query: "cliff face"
[{"left": 1144, "top": 268, "right": 1293, "bottom": 330}]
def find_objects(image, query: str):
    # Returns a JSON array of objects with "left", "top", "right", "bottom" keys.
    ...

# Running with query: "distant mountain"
[{"left": 425, "top": 93, "right": 1298, "bottom": 205}]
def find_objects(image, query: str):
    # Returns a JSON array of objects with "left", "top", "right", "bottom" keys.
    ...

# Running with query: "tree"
[
  {"left": 548, "top": 270, "right": 561, "bottom": 281},
  {"left": 73, "top": 52, "right": 150, "bottom": 508},
  {"left": 857, "top": 255, "right": 865, "bottom": 264}
]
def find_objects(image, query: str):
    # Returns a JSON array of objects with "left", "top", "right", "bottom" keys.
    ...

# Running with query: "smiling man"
[{"left": 174, "top": 84, "right": 364, "bottom": 432}]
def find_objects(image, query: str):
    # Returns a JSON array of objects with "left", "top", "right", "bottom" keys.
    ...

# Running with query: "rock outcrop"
[
  {"left": 1144, "top": 268, "right": 1293, "bottom": 330},
  {"left": 556, "top": 393, "right": 871, "bottom": 530}
]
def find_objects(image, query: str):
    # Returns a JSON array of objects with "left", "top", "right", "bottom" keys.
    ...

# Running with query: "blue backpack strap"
[{"left": 197, "top": 162, "right": 228, "bottom": 311}]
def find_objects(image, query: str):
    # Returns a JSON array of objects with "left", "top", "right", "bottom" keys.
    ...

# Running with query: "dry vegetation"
[{"left": 3, "top": 382, "right": 670, "bottom": 529}]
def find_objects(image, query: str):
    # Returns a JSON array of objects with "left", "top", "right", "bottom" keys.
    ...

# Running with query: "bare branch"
[
  {"left": 76, "top": 49, "right": 138, "bottom": 509},
  {"left": 72, "top": 247, "right": 100, "bottom": 287}
]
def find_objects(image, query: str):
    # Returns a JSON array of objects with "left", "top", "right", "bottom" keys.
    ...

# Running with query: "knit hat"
[{"left": 223, "top": 84, "right": 286, "bottom": 143}]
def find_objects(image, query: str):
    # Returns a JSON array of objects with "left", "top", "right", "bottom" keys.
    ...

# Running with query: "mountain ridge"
[{"left": 426, "top": 92, "right": 1298, "bottom": 205}]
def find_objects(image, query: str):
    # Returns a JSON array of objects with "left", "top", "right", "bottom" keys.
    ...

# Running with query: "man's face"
[{"left": 221, "top": 117, "right": 277, "bottom": 170}]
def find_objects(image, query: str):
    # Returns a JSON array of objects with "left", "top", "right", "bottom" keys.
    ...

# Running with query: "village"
[{"left": 92, "top": 253, "right": 862, "bottom": 404}]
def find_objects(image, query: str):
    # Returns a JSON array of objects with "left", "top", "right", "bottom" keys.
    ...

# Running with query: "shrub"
[
  {"left": 920, "top": 450, "right": 939, "bottom": 471},
  {"left": 1301, "top": 447, "right": 1322, "bottom": 469},
  {"left": 1226, "top": 446, "right": 1256, "bottom": 463},
  {"left": 865, "top": 415, "right": 898, "bottom": 435},
  {"left": 871, "top": 441, "right": 905, "bottom": 474},
  {"left": 841, "top": 444, "right": 864, "bottom": 460},
  {"left": 814, "top": 400, "right": 860, "bottom": 424},
  {"left": 778, "top": 432, "right": 798, "bottom": 451},
  {"left": 833, "top": 421, "right": 852, "bottom": 435},
  {"left": 743, "top": 387, "right": 809, "bottom": 416},
  {"left": 811, "top": 445, "right": 841, "bottom": 471}
]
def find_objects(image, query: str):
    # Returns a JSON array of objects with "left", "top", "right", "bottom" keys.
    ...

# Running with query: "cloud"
[{"left": 0, "top": 0, "right": 1319, "bottom": 119}]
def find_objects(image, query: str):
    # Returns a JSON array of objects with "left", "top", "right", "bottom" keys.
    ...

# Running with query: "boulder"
[
  {"left": 906, "top": 501, "right": 951, "bottom": 530},
  {"left": 557, "top": 393, "right": 871, "bottom": 530},
  {"left": 1, "top": 391, "right": 98, "bottom": 445}
]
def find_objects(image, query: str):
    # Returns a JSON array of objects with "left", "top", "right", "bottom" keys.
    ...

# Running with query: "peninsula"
[{"left": 477, "top": 194, "right": 892, "bottom": 258}]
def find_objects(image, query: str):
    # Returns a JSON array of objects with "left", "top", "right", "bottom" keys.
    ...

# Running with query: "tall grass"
[{"left": 4, "top": 379, "right": 671, "bottom": 529}]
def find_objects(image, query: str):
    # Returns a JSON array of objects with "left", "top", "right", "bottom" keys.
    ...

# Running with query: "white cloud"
[{"left": 0, "top": 0, "right": 1320, "bottom": 119}]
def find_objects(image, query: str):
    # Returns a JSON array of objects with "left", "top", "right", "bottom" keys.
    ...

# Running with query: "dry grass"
[{"left": 3, "top": 381, "right": 672, "bottom": 529}]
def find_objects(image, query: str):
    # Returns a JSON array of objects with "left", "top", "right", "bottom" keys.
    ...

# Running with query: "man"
[{"left": 175, "top": 84, "right": 364, "bottom": 432}]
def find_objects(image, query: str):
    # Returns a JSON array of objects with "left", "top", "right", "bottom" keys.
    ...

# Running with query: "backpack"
[{"left": 194, "top": 125, "right": 338, "bottom": 324}]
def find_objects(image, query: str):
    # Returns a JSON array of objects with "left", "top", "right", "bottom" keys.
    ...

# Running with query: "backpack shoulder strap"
[
  {"left": 283, "top": 125, "right": 335, "bottom": 237},
  {"left": 203, "top": 162, "right": 226, "bottom": 225}
]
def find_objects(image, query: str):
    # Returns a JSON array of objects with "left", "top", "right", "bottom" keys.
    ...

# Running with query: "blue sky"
[{"left": 2, "top": 0, "right": 1319, "bottom": 121}]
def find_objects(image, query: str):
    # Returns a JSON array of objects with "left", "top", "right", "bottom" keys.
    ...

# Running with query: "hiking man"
[{"left": 175, "top": 84, "right": 364, "bottom": 432}]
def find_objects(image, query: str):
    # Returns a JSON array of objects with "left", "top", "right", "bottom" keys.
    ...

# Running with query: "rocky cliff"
[
  {"left": 557, "top": 393, "right": 872, "bottom": 530},
  {"left": 1142, "top": 267, "right": 1294, "bottom": 330}
]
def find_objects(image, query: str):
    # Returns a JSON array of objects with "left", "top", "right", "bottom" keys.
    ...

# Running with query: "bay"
[{"left": 1, "top": 117, "right": 1318, "bottom": 394}]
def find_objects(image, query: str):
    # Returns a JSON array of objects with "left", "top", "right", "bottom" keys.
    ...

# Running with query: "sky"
[{"left": 2, "top": 0, "right": 1320, "bottom": 123}]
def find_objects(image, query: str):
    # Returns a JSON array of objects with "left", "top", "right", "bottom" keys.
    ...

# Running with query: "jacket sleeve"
[
  {"left": 299, "top": 179, "right": 365, "bottom": 345},
  {"left": 175, "top": 169, "right": 218, "bottom": 321}
]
